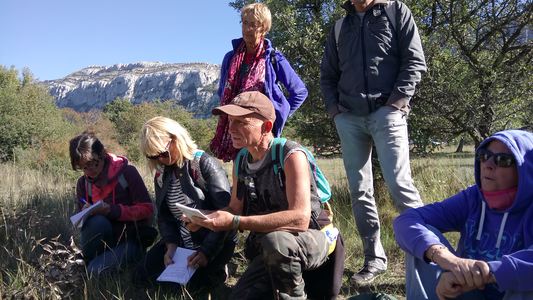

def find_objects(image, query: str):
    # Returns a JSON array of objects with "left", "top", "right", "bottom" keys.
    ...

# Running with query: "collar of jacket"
[
  {"left": 230, "top": 37, "right": 275, "bottom": 55},
  {"left": 342, "top": 0, "right": 390, "bottom": 14}
]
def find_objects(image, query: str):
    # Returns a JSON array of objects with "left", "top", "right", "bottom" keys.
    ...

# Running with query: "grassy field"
[{"left": 0, "top": 147, "right": 475, "bottom": 299}]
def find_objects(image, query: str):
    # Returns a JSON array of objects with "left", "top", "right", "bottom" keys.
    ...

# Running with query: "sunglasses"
[
  {"left": 146, "top": 140, "right": 172, "bottom": 160},
  {"left": 146, "top": 151, "right": 170, "bottom": 160},
  {"left": 476, "top": 148, "right": 515, "bottom": 168}
]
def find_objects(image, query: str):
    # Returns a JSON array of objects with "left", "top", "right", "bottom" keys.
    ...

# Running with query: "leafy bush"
[
  {"left": 0, "top": 67, "right": 79, "bottom": 173},
  {"left": 104, "top": 99, "right": 216, "bottom": 161}
]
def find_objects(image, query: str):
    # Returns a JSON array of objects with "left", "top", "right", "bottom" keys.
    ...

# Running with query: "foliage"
[
  {"left": 230, "top": 0, "right": 532, "bottom": 154},
  {"left": 409, "top": 0, "right": 533, "bottom": 148},
  {"left": 0, "top": 67, "right": 77, "bottom": 166},
  {"left": 230, "top": 0, "right": 344, "bottom": 156},
  {"left": 103, "top": 99, "right": 216, "bottom": 161}
]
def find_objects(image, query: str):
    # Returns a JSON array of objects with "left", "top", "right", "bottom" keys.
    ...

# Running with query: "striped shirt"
[{"left": 166, "top": 172, "right": 197, "bottom": 249}]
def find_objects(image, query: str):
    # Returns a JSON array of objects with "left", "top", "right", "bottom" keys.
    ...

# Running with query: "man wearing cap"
[{"left": 190, "top": 91, "right": 331, "bottom": 299}]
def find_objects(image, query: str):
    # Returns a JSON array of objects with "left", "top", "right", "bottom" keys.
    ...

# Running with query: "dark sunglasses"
[
  {"left": 476, "top": 148, "right": 515, "bottom": 168},
  {"left": 146, "top": 151, "right": 170, "bottom": 160}
]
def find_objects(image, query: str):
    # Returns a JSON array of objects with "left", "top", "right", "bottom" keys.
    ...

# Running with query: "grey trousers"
[
  {"left": 230, "top": 230, "right": 329, "bottom": 300},
  {"left": 334, "top": 106, "right": 423, "bottom": 270}
]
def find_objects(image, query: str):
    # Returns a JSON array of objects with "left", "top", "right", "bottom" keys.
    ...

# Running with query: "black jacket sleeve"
[
  {"left": 197, "top": 154, "right": 236, "bottom": 260},
  {"left": 320, "top": 24, "right": 342, "bottom": 118}
]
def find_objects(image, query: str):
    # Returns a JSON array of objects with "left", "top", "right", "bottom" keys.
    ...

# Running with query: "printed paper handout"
[
  {"left": 174, "top": 203, "right": 209, "bottom": 220},
  {"left": 156, "top": 247, "right": 197, "bottom": 284},
  {"left": 69, "top": 201, "right": 103, "bottom": 229}
]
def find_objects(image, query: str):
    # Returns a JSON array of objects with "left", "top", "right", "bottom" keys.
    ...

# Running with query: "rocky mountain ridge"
[{"left": 43, "top": 62, "right": 221, "bottom": 117}]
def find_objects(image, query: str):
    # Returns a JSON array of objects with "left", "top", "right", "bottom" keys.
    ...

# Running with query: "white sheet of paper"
[
  {"left": 69, "top": 201, "right": 103, "bottom": 229},
  {"left": 174, "top": 203, "right": 209, "bottom": 220},
  {"left": 156, "top": 247, "right": 197, "bottom": 285}
]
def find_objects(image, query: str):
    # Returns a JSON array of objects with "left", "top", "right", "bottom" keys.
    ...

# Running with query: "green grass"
[{"left": 0, "top": 148, "right": 475, "bottom": 299}]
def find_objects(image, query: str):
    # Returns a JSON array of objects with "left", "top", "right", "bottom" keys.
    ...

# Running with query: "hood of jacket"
[
  {"left": 475, "top": 130, "right": 533, "bottom": 213},
  {"left": 85, "top": 153, "right": 129, "bottom": 201}
]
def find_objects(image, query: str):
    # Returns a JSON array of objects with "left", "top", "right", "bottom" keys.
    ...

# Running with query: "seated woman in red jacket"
[{"left": 69, "top": 132, "right": 155, "bottom": 276}]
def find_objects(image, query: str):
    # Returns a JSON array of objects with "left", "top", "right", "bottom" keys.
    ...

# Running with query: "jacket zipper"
[{"left": 360, "top": 12, "right": 371, "bottom": 113}]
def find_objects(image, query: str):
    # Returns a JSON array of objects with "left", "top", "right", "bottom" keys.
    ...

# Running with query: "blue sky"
[{"left": 0, "top": 0, "right": 242, "bottom": 80}]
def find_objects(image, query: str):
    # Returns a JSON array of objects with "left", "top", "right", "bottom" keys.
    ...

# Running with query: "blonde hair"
[
  {"left": 140, "top": 116, "right": 197, "bottom": 171},
  {"left": 241, "top": 3, "right": 272, "bottom": 33}
]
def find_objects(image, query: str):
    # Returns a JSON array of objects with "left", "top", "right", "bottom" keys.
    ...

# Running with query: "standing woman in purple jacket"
[
  {"left": 209, "top": 2, "right": 308, "bottom": 162},
  {"left": 393, "top": 130, "right": 533, "bottom": 300}
]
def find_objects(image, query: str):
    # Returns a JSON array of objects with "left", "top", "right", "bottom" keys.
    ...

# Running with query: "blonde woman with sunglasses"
[
  {"left": 134, "top": 116, "right": 235, "bottom": 292},
  {"left": 394, "top": 130, "right": 533, "bottom": 300}
]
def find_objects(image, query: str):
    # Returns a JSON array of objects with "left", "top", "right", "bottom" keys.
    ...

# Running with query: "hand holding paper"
[
  {"left": 174, "top": 203, "right": 209, "bottom": 220},
  {"left": 157, "top": 247, "right": 198, "bottom": 284},
  {"left": 70, "top": 201, "right": 104, "bottom": 229}
]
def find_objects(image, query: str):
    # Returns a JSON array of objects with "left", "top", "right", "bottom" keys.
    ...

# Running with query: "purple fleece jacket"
[
  {"left": 217, "top": 38, "right": 308, "bottom": 137},
  {"left": 394, "top": 130, "right": 533, "bottom": 297}
]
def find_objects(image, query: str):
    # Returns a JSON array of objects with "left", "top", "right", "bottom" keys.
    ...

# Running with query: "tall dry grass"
[{"left": 0, "top": 147, "right": 475, "bottom": 299}]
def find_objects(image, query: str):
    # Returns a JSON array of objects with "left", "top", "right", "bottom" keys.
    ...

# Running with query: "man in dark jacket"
[{"left": 320, "top": 0, "right": 426, "bottom": 285}]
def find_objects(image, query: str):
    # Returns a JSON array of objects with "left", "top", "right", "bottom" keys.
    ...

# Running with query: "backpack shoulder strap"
[
  {"left": 271, "top": 137, "right": 287, "bottom": 175},
  {"left": 270, "top": 48, "right": 280, "bottom": 85},
  {"left": 384, "top": 0, "right": 399, "bottom": 34},
  {"left": 190, "top": 150, "right": 206, "bottom": 191},
  {"left": 334, "top": 17, "right": 345, "bottom": 52},
  {"left": 117, "top": 173, "right": 128, "bottom": 190},
  {"left": 85, "top": 178, "right": 93, "bottom": 202},
  {"left": 234, "top": 148, "right": 250, "bottom": 179}
]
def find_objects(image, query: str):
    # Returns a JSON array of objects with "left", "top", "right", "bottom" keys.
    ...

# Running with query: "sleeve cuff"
[
  {"left": 386, "top": 91, "right": 410, "bottom": 110},
  {"left": 327, "top": 104, "right": 340, "bottom": 119},
  {"left": 107, "top": 204, "right": 121, "bottom": 220}
]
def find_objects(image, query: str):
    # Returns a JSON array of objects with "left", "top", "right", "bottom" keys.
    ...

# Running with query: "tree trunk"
[{"left": 455, "top": 138, "right": 465, "bottom": 153}]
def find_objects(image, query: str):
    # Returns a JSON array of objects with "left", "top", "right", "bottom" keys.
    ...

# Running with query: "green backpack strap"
[
  {"left": 271, "top": 137, "right": 287, "bottom": 176},
  {"left": 234, "top": 147, "right": 250, "bottom": 179}
]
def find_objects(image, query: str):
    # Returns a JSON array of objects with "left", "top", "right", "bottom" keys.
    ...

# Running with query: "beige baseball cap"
[{"left": 212, "top": 91, "right": 276, "bottom": 121}]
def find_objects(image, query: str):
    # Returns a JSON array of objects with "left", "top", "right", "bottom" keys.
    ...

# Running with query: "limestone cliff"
[{"left": 43, "top": 62, "right": 220, "bottom": 117}]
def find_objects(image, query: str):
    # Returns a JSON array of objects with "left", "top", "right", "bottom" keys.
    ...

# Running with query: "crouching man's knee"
[{"left": 261, "top": 231, "right": 300, "bottom": 268}]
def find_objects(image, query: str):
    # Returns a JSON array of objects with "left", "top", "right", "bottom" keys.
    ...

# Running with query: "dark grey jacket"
[
  {"left": 320, "top": 0, "right": 426, "bottom": 117},
  {"left": 155, "top": 152, "right": 235, "bottom": 260}
]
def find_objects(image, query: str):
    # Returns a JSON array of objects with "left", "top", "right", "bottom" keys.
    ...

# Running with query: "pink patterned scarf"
[{"left": 210, "top": 40, "right": 266, "bottom": 161}]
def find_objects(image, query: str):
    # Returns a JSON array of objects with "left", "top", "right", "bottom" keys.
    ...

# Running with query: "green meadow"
[{"left": 0, "top": 147, "right": 475, "bottom": 299}]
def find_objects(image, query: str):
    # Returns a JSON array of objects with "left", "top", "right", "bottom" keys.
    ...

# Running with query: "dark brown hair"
[{"left": 69, "top": 131, "right": 106, "bottom": 170}]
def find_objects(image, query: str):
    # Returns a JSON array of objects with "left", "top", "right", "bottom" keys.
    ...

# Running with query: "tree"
[
  {"left": 0, "top": 67, "right": 72, "bottom": 161},
  {"left": 228, "top": 0, "right": 532, "bottom": 153},
  {"left": 409, "top": 0, "right": 533, "bottom": 148},
  {"left": 230, "top": 0, "right": 344, "bottom": 155}
]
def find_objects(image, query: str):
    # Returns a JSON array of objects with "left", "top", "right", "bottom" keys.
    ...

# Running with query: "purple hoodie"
[
  {"left": 394, "top": 130, "right": 533, "bottom": 298},
  {"left": 218, "top": 38, "right": 308, "bottom": 137}
]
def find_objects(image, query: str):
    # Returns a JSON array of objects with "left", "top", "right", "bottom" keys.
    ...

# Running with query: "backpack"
[
  {"left": 335, "top": 0, "right": 400, "bottom": 51},
  {"left": 234, "top": 137, "right": 332, "bottom": 204}
]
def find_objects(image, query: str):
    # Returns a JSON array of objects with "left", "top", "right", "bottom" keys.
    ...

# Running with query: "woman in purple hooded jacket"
[
  {"left": 209, "top": 3, "right": 308, "bottom": 162},
  {"left": 394, "top": 130, "right": 533, "bottom": 300}
]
